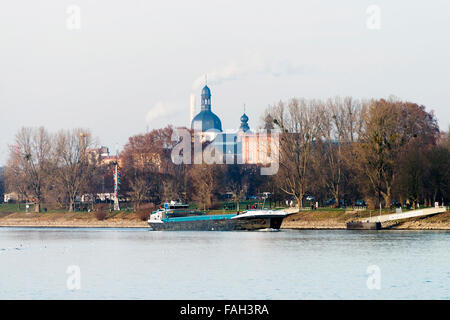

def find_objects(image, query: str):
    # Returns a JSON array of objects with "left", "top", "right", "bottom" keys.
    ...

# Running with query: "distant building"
[
  {"left": 4, "top": 192, "right": 19, "bottom": 203},
  {"left": 86, "top": 146, "right": 122, "bottom": 166},
  {"left": 240, "top": 131, "right": 274, "bottom": 165},
  {"left": 101, "top": 155, "right": 121, "bottom": 166},
  {"left": 191, "top": 85, "right": 275, "bottom": 165}
]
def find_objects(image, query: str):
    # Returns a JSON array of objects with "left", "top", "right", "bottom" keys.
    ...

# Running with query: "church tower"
[
  {"left": 191, "top": 85, "right": 223, "bottom": 132},
  {"left": 201, "top": 85, "right": 211, "bottom": 111}
]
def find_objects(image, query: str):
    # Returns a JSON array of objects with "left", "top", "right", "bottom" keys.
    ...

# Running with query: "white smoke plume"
[
  {"left": 146, "top": 99, "right": 193, "bottom": 129},
  {"left": 192, "top": 52, "right": 308, "bottom": 90},
  {"left": 146, "top": 101, "right": 168, "bottom": 124}
]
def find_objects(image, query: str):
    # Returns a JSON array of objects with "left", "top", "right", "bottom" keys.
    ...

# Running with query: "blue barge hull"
[{"left": 148, "top": 214, "right": 284, "bottom": 231}]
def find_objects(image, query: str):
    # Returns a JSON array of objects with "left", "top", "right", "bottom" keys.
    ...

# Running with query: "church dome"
[{"left": 191, "top": 110, "right": 222, "bottom": 132}]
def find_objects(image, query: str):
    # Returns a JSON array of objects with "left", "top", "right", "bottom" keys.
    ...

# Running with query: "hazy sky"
[{"left": 1, "top": 0, "right": 449, "bottom": 165}]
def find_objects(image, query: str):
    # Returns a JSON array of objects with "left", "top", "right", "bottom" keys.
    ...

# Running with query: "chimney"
[{"left": 190, "top": 93, "right": 196, "bottom": 125}]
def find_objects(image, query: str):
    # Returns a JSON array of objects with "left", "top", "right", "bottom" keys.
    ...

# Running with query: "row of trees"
[
  {"left": 118, "top": 96, "right": 448, "bottom": 210},
  {"left": 0, "top": 167, "right": 4, "bottom": 200},
  {"left": 271, "top": 97, "right": 449, "bottom": 208},
  {"left": 2, "top": 96, "right": 449, "bottom": 212},
  {"left": 2, "top": 128, "right": 104, "bottom": 212}
]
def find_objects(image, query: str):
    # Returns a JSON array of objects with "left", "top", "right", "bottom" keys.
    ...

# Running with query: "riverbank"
[
  {"left": 282, "top": 209, "right": 450, "bottom": 230},
  {"left": 0, "top": 209, "right": 449, "bottom": 229},
  {"left": 0, "top": 211, "right": 148, "bottom": 228}
]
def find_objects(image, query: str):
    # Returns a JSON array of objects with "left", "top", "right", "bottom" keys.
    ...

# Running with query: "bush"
[
  {"left": 94, "top": 210, "right": 107, "bottom": 220},
  {"left": 136, "top": 211, "right": 150, "bottom": 221},
  {"left": 210, "top": 201, "right": 223, "bottom": 210},
  {"left": 93, "top": 204, "right": 108, "bottom": 221},
  {"left": 139, "top": 202, "right": 156, "bottom": 211},
  {"left": 134, "top": 203, "right": 154, "bottom": 221}
]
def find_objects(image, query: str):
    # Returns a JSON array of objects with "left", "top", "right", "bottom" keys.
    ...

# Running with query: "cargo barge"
[{"left": 148, "top": 203, "right": 297, "bottom": 231}]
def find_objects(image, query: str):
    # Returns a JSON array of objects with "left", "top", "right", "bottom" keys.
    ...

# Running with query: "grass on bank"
[{"left": 1, "top": 202, "right": 448, "bottom": 223}]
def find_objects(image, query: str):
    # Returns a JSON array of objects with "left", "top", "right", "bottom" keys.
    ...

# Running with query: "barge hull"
[{"left": 149, "top": 217, "right": 283, "bottom": 231}]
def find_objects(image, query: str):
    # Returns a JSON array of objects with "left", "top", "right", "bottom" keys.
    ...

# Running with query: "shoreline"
[
  {"left": 0, "top": 210, "right": 449, "bottom": 230},
  {"left": 0, "top": 223, "right": 147, "bottom": 228},
  {"left": 1, "top": 224, "right": 448, "bottom": 230},
  {"left": 0, "top": 211, "right": 148, "bottom": 229},
  {"left": 281, "top": 210, "right": 450, "bottom": 230}
]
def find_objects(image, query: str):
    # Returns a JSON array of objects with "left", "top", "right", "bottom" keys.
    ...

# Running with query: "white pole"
[{"left": 113, "top": 162, "right": 120, "bottom": 211}]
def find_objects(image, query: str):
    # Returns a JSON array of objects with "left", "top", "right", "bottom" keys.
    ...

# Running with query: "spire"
[
  {"left": 201, "top": 84, "right": 211, "bottom": 111},
  {"left": 264, "top": 108, "right": 274, "bottom": 130},
  {"left": 240, "top": 104, "right": 250, "bottom": 132}
]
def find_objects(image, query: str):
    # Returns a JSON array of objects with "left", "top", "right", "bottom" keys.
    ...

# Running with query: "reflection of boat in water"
[
  {"left": 346, "top": 221, "right": 381, "bottom": 230},
  {"left": 256, "top": 228, "right": 280, "bottom": 232},
  {"left": 148, "top": 202, "right": 298, "bottom": 231}
]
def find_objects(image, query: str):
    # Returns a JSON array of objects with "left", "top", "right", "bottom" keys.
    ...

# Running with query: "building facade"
[{"left": 190, "top": 85, "right": 275, "bottom": 165}]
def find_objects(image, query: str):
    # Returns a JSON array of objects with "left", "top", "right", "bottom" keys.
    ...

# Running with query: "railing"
[
  {"left": 163, "top": 214, "right": 236, "bottom": 223},
  {"left": 364, "top": 206, "right": 446, "bottom": 223}
]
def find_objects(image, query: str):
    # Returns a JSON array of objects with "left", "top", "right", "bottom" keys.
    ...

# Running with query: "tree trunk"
[
  {"left": 381, "top": 187, "right": 392, "bottom": 209},
  {"left": 134, "top": 200, "right": 141, "bottom": 212},
  {"left": 297, "top": 196, "right": 302, "bottom": 208}
]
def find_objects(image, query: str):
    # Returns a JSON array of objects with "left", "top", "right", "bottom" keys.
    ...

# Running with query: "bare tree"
[
  {"left": 222, "top": 164, "right": 254, "bottom": 212},
  {"left": 5, "top": 127, "right": 52, "bottom": 212},
  {"left": 0, "top": 167, "right": 4, "bottom": 200},
  {"left": 355, "top": 98, "right": 438, "bottom": 208},
  {"left": 53, "top": 129, "right": 97, "bottom": 212},
  {"left": 316, "top": 97, "right": 364, "bottom": 207},
  {"left": 188, "top": 163, "right": 215, "bottom": 210},
  {"left": 128, "top": 175, "right": 152, "bottom": 210},
  {"left": 271, "top": 99, "right": 319, "bottom": 208},
  {"left": 121, "top": 126, "right": 174, "bottom": 210}
]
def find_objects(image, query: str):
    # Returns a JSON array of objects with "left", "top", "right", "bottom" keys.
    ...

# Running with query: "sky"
[{"left": 1, "top": 0, "right": 449, "bottom": 165}]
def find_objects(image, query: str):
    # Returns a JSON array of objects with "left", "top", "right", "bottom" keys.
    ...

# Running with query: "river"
[{"left": 0, "top": 227, "right": 448, "bottom": 299}]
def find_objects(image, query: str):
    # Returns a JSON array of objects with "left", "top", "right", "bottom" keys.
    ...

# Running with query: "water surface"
[{"left": 0, "top": 227, "right": 449, "bottom": 299}]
